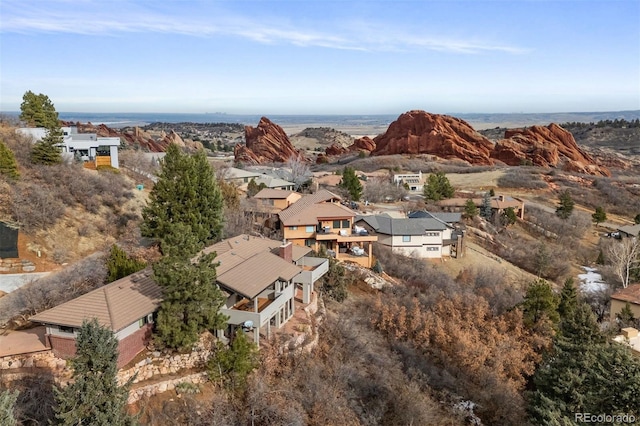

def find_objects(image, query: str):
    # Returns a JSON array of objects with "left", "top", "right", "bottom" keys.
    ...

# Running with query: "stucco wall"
[{"left": 611, "top": 299, "right": 640, "bottom": 322}]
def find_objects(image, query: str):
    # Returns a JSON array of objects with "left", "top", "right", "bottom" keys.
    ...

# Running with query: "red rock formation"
[
  {"left": 234, "top": 117, "right": 302, "bottom": 164},
  {"left": 348, "top": 136, "right": 376, "bottom": 153},
  {"left": 325, "top": 143, "right": 348, "bottom": 156},
  {"left": 491, "top": 124, "right": 610, "bottom": 176},
  {"left": 371, "top": 111, "right": 494, "bottom": 165}
]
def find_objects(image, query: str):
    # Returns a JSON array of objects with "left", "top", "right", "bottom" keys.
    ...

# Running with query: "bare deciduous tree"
[
  {"left": 286, "top": 155, "right": 311, "bottom": 191},
  {"left": 607, "top": 237, "right": 640, "bottom": 288}
]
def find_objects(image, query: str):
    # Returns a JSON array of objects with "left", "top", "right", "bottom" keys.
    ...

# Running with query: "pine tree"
[
  {"left": 0, "top": 141, "right": 20, "bottom": 180},
  {"left": 521, "top": 279, "right": 559, "bottom": 330},
  {"left": 19, "top": 91, "right": 59, "bottom": 128},
  {"left": 480, "top": 192, "right": 493, "bottom": 219},
  {"left": 557, "top": 278, "right": 577, "bottom": 318},
  {"left": 617, "top": 302, "right": 637, "bottom": 329},
  {"left": 53, "top": 319, "right": 136, "bottom": 426},
  {"left": 634, "top": 213, "right": 640, "bottom": 225},
  {"left": 338, "top": 166, "right": 363, "bottom": 201},
  {"left": 501, "top": 207, "right": 517, "bottom": 226},
  {"left": 142, "top": 144, "right": 224, "bottom": 247},
  {"left": 0, "top": 389, "right": 18, "bottom": 426},
  {"left": 463, "top": 199, "right": 478, "bottom": 219},
  {"left": 208, "top": 330, "right": 259, "bottom": 393},
  {"left": 153, "top": 223, "right": 228, "bottom": 350},
  {"left": 423, "top": 171, "right": 454, "bottom": 201},
  {"left": 30, "top": 125, "right": 63, "bottom": 165},
  {"left": 555, "top": 190, "right": 574, "bottom": 219},
  {"left": 592, "top": 206, "right": 607, "bottom": 225},
  {"left": 106, "top": 245, "right": 146, "bottom": 283}
]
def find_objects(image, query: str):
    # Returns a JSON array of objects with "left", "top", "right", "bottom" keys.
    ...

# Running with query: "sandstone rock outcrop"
[
  {"left": 491, "top": 124, "right": 610, "bottom": 176},
  {"left": 349, "top": 136, "right": 376, "bottom": 153},
  {"left": 371, "top": 111, "right": 494, "bottom": 165},
  {"left": 325, "top": 143, "right": 348, "bottom": 156},
  {"left": 234, "top": 117, "right": 302, "bottom": 164}
]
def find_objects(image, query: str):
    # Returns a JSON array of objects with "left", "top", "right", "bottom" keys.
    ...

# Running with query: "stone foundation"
[{"left": 0, "top": 259, "right": 36, "bottom": 273}]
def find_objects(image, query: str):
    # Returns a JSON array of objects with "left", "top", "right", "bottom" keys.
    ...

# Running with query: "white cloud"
[{"left": 1, "top": 0, "right": 526, "bottom": 54}]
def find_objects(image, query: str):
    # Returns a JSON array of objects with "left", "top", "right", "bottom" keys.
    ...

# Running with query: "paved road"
[
  {"left": 522, "top": 199, "right": 620, "bottom": 230},
  {"left": 0, "top": 272, "right": 50, "bottom": 294}
]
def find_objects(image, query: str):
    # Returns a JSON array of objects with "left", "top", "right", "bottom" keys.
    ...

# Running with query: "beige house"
[
  {"left": 437, "top": 194, "right": 525, "bottom": 220},
  {"left": 253, "top": 188, "right": 302, "bottom": 210},
  {"left": 610, "top": 284, "right": 640, "bottom": 322},
  {"left": 30, "top": 268, "right": 162, "bottom": 368},
  {"left": 278, "top": 190, "right": 377, "bottom": 268},
  {"left": 203, "top": 235, "right": 328, "bottom": 344}
]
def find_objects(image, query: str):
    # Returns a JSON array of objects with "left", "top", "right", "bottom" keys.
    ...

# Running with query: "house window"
[
  {"left": 333, "top": 220, "right": 341, "bottom": 229},
  {"left": 426, "top": 247, "right": 439, "bottom": 251},
  {"left": 305, "top": 239, "right": 314, "bottom": 247},
  {"left": 342, "top": 220, "right": 350, "bottom": 228},
  {"left": 306, "top": 226, "right": 315, "bottom": 233},
  {"left": 289, "top": 226, "right": 298, "bottom": 230},
  {"left": 59, "top": 326, "right": 75, "bottom": 334},
  {"left": 425, "top": 232, "right": 439, "bottom": 237},
  {"left": 402, "top": 235, "right": 411, "bottom": 242}
]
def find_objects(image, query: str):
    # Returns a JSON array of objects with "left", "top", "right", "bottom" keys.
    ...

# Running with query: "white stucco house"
[
  {"left": 355, "top": 213, "right": 464, "bottom": 259},
  {"left": 17, "top": 126, "right": 121, "bottom": 169}
]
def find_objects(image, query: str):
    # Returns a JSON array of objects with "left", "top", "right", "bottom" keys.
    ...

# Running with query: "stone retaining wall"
[
  {"left": 127, "top": 372, "right": 208, "bottom": 404},
  {"left": 0, "top": 259, "right": 36, "bottom": 273}
]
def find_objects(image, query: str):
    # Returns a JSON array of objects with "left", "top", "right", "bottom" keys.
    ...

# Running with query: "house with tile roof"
[
  {"left": 278, "top": 190, "right": 378, "bottom": 268},
  {"left": 30, "top": 235, "right": 329, "bottom": 361},
  {"left": 355, "top": 213, "right": 464, "bottom": 259},
  {"left": 611, "top": 283, "right": 640, "bottom": 322},
  {"left": 253, "top": 188, "right": 302, "bottom": 211},
  {"left": 30, "top": 268, "right": 161, "bottom": 367}
]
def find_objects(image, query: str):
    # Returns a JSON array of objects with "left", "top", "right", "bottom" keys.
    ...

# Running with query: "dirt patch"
[{"left": 446, "top": 170, "right": 506, "bottom": 190}]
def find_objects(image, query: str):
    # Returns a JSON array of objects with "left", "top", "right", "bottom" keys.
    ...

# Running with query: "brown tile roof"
[
  {"left": 611, "top": 284, "right": 640, "bottom": 305},
  {"left": 30, "top": 268, "right": 162, "bottom": 332},
  {"left": 279, "top": 189, "right": 353, "bottom": 226},
  {"left": 253, "top": 188, "right": 299, "bottom": 199},
  {"left": 217, "top": 251, "right": 301, "bottom": 299}
]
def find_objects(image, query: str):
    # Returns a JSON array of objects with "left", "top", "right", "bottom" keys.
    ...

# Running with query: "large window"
[
  {"left": 402, "top": 235, "right": 411, "bottom": 242},
  {"left": 306, "top": 226, "right": 315, "bottom": 233},
  {"left": 342, "top": 220, "right": 350, "bottom": 228},
  {"left": 333, "top": 220, "right": 341, "bottom": 229},
  {"left": 289, "top": 226, "right": 298, "bottom": 230}
]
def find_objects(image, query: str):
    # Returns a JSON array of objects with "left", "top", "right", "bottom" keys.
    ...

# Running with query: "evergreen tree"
[
  {"left": 208, "top": 330, "right": 259, "bottom": 393},
  {"left": 30, "top": 125, "right": 63, "bottom": 165},
  {"left": 617, "top": 302, "right": 637, "bottom": 329},
  {"left": 534, "top": 243, "right": 551, "bottom": 278},
  {"left": 528, "top": 302, "right": 640, "bottom": 423},
  {"left": 106, "top": 245, "right": 146, "bottom": 283},
  {"left": 19, "top": 90, "right": 59, "bottom": 128},
  {"left": 501, "top": 207, "right": 517, "bottom": 226},
  {"left": 555, "top": 190, "right": 574, "bottom": 219},
  {"left": 480, "top": 192, "right": 493, "bottom": 219},
  {"left": 0, "top": 389, "right": 18, "bottom": 426},
  {"left": 463, "top": 199, "right": 478, "bottom": 219},
  {"left": 521, "top": 279, "right": 559, "bottom": 331},
  {"left": 142, "top": 144, "right": 224, "bottom": 247},
  {"left": 338, "top": 166, "right": 363, "bottom": 201},
  {"left": 153, "top": 223, "right": 227, "bottom": 350},
  {"left": 557, "top": 278, "right": 578, "bottom": 318},
  {"left": 592, "top": 206, "right": 607, "bottom": 225},
  {"left": 53, "top": 319, "right": 136, "bottom": 426},
  {"left": 246, "top": 178, "right": 266, "bottom": 197},
  {"left": 0, "top": 140, "right": 20, "bottom": 180},
  {"left": 634, "top": 213, "right": 640, "bottom": 225},
  {"left": 423, "top": 171, "right": 455, "bottom": 201}
]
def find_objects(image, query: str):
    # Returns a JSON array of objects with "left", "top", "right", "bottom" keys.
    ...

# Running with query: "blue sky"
[{"left": 1, "top": 0, "right": 639, "bottom": 114}]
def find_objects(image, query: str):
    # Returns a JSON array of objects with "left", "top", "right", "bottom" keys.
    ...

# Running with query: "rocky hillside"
[{"left": 234, "top": 117, "right": 303, "bottom": 164}]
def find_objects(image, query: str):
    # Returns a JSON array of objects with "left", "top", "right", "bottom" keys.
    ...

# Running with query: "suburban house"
[
  {"left": 278, "top": 190, "right": 378, "bottom": 268},
  {"left": 253, "top": 188, "right": 302, "bottom": 211},
  {"left": 222, "top": 167, "right": 296, "bottom": 191},
  {"left": 618, "top": 224, "right": 640, "bottom": 238},
  {"left": 30, "top": 235, "right": 329, "bottom": 361},
  {"left": 17, "top": 126, "right": 121, "bottom": 169},
  {"left": 30, "top": 268, "right": 161, "bottom": 368},
  {"left": 393, "top": 172, "right": 424, "bottom": 192},
  {"left": 437, "top": 194, "right": 525, "bottom": 220},
  {"left": 610, "top": 284, "right": 640, "bottom": 322},
  {"left": 407, "top": 211, "right": 462, "bottom": 225},
  {"left": 355, "top": 213, "right": 465, "bottom": 259},
  {"left": 202, "top": 235, "right": 328, "bottom": 344}
]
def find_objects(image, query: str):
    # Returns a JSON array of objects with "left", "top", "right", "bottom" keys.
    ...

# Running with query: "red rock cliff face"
[
  {"left": 234, "top": 117, "right": 302, "bottom": 164},
  {"left": 491, "top": 124, "right": 610, "bottom": 176},
  {"left": 371, "top": 111, "right": 494, "bottom": 165}
]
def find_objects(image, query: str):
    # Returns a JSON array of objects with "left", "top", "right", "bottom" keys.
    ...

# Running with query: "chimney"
[
  {"left": 498, "top": 195, "right": 504, "bottom": 202},
  {"left": 279, "top": 241, "right": 293, "bottom": 263}
]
